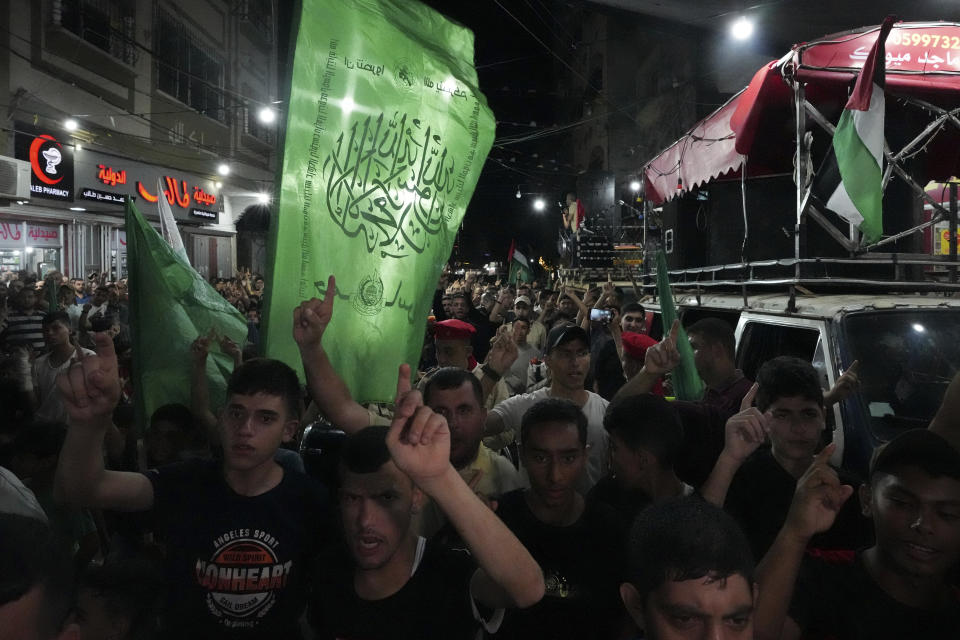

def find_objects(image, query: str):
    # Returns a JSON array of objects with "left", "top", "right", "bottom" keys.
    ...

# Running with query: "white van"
[{"left": 640, "top": 292, "right": 960, "bottom": 477}]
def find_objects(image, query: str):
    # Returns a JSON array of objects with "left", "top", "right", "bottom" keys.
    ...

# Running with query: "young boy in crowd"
[
  {"left": 588, "top": 393, "right": 694, "bottom": 536},
  {"left": 32, "top": 312, "right": 94, "bottom": 424},
  {"left": 701, "top": 356, "right": 870, "bottom": 558},
  {"left": 754, "top": 429, "right": 960, "bottom": 639},
  {"left": 494, "top": 398, "right": 624, "bottom": 640},
  {"left": 308, "top": 366, "right": 543, "bottom": 639},
  {"left": 620, "top": 498, "right": 758, "bottom": 640},
  {"left": 55, "top": 333, "right": 330, "bottom": 638}
]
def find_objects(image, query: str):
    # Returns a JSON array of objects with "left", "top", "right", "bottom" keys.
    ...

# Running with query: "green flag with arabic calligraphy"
[
  {"left": 263, "top": 0, "right": 496, "bottom": 403},
  {"left": 656, "top": 250, "right": 704, "bottom": 401},
  {"left": 125, "top": 198, "right": 248, "bottom": 432}
]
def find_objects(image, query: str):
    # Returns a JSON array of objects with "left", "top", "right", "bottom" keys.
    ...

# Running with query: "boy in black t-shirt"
[
  {"left": 308, "top": 364, "right": 544, "bottom": 640},
  {"left": 619, "top": 498, "right": 758, "bottom": 640},
  {"left": 754, "top": 429, "right": 960, "bottom": 639},
  {"left": 495, "top": 398, "right": 625, "bottom": 640},
  {"left": 701, "top": 356, "right": 869, "bottom": 559},
  {"left": 55, "top": 333, "right": 330, "bottom": 639},
  {"left": 588, "top": 393, "right": 693, "bottom": 538}
]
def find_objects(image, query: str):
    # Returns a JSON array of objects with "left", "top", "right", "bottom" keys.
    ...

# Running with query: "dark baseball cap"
[
  {"left": 546, "top": 323, "right": 589, "bottom": 353},
  {"left": 869, "top": 429, "right": 960, "bottom": 480}
]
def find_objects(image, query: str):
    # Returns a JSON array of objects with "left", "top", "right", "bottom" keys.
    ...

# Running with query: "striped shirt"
[{"left": 1, "top": 311, "right": 46, "bottom": 351}]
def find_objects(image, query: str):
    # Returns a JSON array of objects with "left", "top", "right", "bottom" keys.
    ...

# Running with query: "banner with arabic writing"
[{"left": 263, "top": 0, "right": 495, "bottom": 403}]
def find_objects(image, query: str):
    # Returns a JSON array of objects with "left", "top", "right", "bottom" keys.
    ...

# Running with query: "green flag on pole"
[
  {"left": 655, "top": 250, "right": 704, "bottom": 401},
  {"left": 264, "top": 0, "right": 496, "bottom": 403},
  {"left": 508, "top": 250, "right": 532, "bottom": 285},
  {"left": 125, "top": 198, "right": 247, "bottom": 431}
]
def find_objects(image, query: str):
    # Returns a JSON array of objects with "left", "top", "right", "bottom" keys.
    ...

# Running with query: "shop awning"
[{"left": 643, "top": 21, "right": 960, "bottom": 206}]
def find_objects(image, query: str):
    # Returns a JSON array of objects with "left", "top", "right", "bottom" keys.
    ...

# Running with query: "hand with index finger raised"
[
  {"left": 784, "top": 442, "right": 854, "bottom": 542},
  {"left": 643, "top": 319, "right": 681, "bottom": 376},
  {"left": 56, "top": 332, "right": 121, "bottom": 428},
  {"left": 293, "top": 275, "right": 335, "bottom": 350},
  {"left": 386, "top": 364, "right": 451, "bottom": 488},
  {"left": 723, "top": 383, "right": 768, "bottom": 463}
]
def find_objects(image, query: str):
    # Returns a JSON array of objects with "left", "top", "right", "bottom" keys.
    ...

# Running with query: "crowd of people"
[{"left": 2, "top": 264, "right": 960, "bottom": 639}]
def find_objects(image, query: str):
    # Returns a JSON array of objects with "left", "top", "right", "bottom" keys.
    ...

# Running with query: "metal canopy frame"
[{"left": 790, "top": 72, "right": 960, "bottom": 262}]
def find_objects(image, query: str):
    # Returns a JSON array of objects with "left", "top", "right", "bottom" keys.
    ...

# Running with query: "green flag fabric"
[
  {"left": 508, "top": 249, "right": 532, "bottom": 284},
  {"left": 125, "top": 199, "right": 247, "bottom": 430},
  {"left": 655, "top": 250, "right": 704, "bottom": 401},
  {"left": 264, "top": 0, "right": 496, "bottom": 403}
]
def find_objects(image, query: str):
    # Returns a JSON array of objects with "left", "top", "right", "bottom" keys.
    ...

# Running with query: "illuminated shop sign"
[
  {"left": 14, "top": 125, "right": 75, "bottom": 201},
  {"left": 79, "top": 152, "right": 222, "bottom": 223}
]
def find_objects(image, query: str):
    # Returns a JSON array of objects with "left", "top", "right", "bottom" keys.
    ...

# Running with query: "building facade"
[{"left": 0, "top": 0, "right": 279, "bottom": 281}]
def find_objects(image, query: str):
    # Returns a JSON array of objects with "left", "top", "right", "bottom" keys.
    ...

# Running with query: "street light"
[
  {"left": 257, "top": 193, "right": 270, "bottom": 205},
  {"left": 731, "top": 16, "right": 754, "bottom": 40},
  {"left": 258, "top": 107, "right": 276, "bottom": 124},
  {"left": 533, "top": 198, "right": 546, "bottom": 212}
]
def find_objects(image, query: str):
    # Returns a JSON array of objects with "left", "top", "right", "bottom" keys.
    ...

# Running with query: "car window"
[
  {"left": 737, "top": 322, "right": 820, "bottom": 381},
  {"left": 843, "top": 310, "right": 960, "bottom": 440}
]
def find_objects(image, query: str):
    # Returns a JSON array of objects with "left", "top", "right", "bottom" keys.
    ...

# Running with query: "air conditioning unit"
[{"left": 0, "top": 156, "right": 31, "bottom": 200}]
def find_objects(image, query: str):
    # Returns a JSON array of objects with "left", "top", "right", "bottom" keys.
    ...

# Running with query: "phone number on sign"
[{"left": 890, "top": 31, "right": 960, "bottom": 49}]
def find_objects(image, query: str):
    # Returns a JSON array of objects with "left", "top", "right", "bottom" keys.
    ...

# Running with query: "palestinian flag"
[
  {"left": 507, "top": 240, "right": 532, "bottom": 283},
  {"left": 812, "top": 16, "right": 895, "bottom": 244}
]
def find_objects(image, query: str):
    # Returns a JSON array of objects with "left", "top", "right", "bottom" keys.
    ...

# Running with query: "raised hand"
[
  {"left": 825, "top": 360, "right": 861, "bottom": 405},
  {"left": 190, "top": 333, "right": 212, "bottom": 366},
  {"left": 723, "top": 383, "right": 769, "bottom": 462},
  {"left": 293, "top": 274, "right": 335, "bottom": 350},
  {"left": 783, "top": 443, "right": 854, "bottom": 542},
  {"left": 220, "top": 335, "right": 242, "bottom": 365},
  {"left": 56, "top": 332, "right": 121, "bottom": 427},
  {"left": 644, "top": 319, "right": 682, "bottom": 376},
  {"left": 386, "top": 364, "right": 451, "bottom": 488},
  {"left": 486, "top": 325, "right": 519, "bottom": 375}
]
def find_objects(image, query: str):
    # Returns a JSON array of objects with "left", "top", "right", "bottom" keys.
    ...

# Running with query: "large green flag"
[
  {"left": 125, "top": 199, "right": 247, "bottom": 430},
  {"left": 264, "top": 0, "right": 496, "bottom": 403},
  {"left": 655, "top": 250, "right": 704, "bottom": 401}
]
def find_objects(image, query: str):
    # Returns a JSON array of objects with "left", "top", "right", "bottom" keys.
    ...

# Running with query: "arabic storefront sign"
[
  {"left": 14, "top": 124, "right": 75, "bottom": 202},
  {"left": 0, "top": 222, "right": 23, "bottom": 248},
  {"left": 0, "top": 222, "right": 61, "bottom": 249},
  {"left": 26, "top": 224, "right": 61, "bottom": 247},
  {"left": 80, "top": 188, "right": 127, "bottom": 204},
  {"left": 190, "top": 208, "right": 219, "bottom": 221},
  {"left": 77, "top": 151, "right": 222, "bottom": 223},
  {"left": 800, "top": 24, "right": 960, "bottom": 73}
]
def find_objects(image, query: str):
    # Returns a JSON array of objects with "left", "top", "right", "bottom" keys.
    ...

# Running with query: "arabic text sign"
[
  {"left": 26, "top": 224, "right": 61, "bottom": 247},
  {"left": 264, "top": 0, "right": 495, "bottom": 403},
  {"left": 76, "top": 150, "right": 220, "bottom": 223},
  {"left": 0, "top": 222, "right": 60, "bottom": 249},
  {"left": 801, "top": 25, "right": 960, "bottom": 73}
]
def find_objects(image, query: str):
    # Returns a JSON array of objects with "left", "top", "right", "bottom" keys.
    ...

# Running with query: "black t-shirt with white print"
[
  {"left": 308, "top": 538, "right": 491, "bottom": 640},
  {"left": 145, "top": 458, "right": 330, "bottom": 639}
]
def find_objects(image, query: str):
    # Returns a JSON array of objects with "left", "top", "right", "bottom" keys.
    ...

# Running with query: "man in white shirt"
[
  {"left": 484, "top": 324, "right": 609, "bottom": 492},
  {"left": 32, "top": 311, "right": 94, "bottom": 423}
]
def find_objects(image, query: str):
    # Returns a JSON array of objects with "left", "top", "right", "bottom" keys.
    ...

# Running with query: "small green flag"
[
  {"left": 655, "top": 250, "right": 704, "bottom": 401},
  {"left": 508, "top": 247, "right": 532, "bottom": 284},
  {"left": 264, "top": 0, "right": 496, "bottom": 403},
  {"left": 125, "top": 199, "right": 247, "bottom": 430},
  {"left": 45, "top": 276, "right": 59, "bottom": 313}
]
